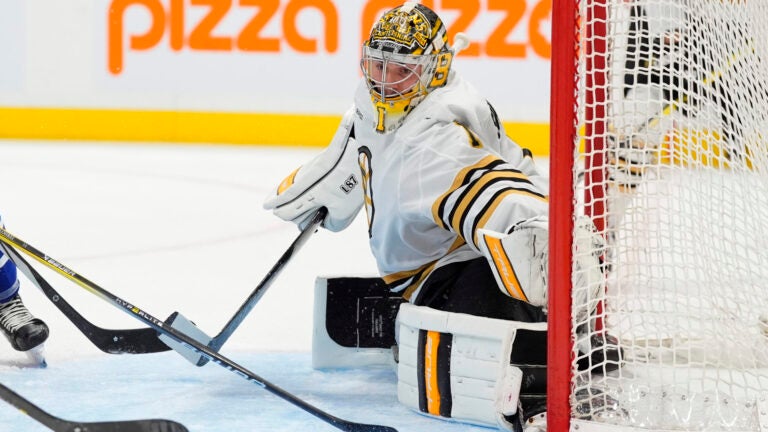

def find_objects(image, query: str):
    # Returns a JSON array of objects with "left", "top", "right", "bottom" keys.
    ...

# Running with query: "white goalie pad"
[
  {"left": 396, "top": 303, "right": 546, "bottom": 431},
  {"left": 312, "top": 276, "right": 405, "bottom": 369}
]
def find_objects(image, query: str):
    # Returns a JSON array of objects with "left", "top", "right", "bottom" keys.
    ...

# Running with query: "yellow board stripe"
[
  {"left": 0, "top": 108, "right": 339, "bottom": 147},
  {"left": 0, "top": 107, "right": 550, "bottom": 154},
  {"left": 483, "top": 234, "right": 528, "bottom": 302},
  {"left": 424, "top": 330, "right": 442, "bottom": 416}
]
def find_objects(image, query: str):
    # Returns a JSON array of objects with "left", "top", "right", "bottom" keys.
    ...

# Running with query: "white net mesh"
[{"left": 571, "top": 0, "right": 768, "bottom": 430}]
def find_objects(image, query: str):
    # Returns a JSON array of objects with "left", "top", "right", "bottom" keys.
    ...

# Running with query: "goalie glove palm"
[
  {"left": 477, "top": 217, "right": 549, "bottom": 310},
  {"left": 263, "top": 110, "right": 363, "bottom": 232},
  {"left": 478, "top": 216, "right": 605, "bottom": 323}
]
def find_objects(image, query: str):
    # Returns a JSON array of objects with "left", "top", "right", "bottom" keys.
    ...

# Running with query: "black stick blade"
[
  {"left": 60, "top": 419, "right": 189, "bottom": 432},
  {"left": 0, "top": 383, "right": 188, "bottom": 432},
  {"left": 3, "top": 243, "right": 171, "bottom": 355},
  {"left": 342, "top": 423, "right": 399, "bottom": 432}
]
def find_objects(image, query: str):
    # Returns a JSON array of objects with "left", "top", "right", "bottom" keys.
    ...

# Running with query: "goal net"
[{"left": 549, "top": 1, "right": 768, "bottom": 431}]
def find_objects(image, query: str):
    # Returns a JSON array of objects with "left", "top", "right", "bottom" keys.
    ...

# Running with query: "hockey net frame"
[{"left": 549, "top": 1, "right": 768, "bottom": 431}]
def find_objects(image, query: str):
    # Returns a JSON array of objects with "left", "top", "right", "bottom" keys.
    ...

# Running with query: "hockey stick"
[
  {"left": 179, "top": 207, "right": 328, "bottom": 366},
  {"left": 1, "top": 242, "right": 170, "bottom": 355},
  {"left": 213, "top": 207, "right": 327, "bottom": 347},
  {"left": 158, "top": 208, "right": 327, "bottom": 365},
  {"left": 0, "top": 228, "right": 397, "bottom": 432},
  {"left": 0, "top": 382, "right": 188, "bottom": 432}
]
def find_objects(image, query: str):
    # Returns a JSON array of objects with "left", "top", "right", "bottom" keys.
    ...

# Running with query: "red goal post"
[{"left": 549, "top": 0, "right": 596, "bottom": 430}]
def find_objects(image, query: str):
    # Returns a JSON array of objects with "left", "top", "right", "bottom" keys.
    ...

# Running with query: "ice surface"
[{"left": 0, "top": 141, "right": 496, "bottom": 431}]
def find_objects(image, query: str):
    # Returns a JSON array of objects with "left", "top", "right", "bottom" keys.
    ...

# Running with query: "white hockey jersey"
[{"left": 347, "top": 70, "right": 549, "bottom": 302}]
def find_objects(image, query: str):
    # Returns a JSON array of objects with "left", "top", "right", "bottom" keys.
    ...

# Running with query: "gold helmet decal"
[{"left": 370, "top": 6, "right": 432, "bottom": 53}]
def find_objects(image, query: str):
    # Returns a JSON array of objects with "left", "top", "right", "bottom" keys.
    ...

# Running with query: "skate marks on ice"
[{"left": 0, "top": 345, "right": 46, "bottom": 369}]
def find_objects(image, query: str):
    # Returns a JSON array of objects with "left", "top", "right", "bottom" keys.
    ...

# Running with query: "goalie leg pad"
[
  {"left": 395, "top": 303, "right": 547, "bottom": 431},
  {"left": 312, "top": 276, "right": 405, "bottom": 369}
]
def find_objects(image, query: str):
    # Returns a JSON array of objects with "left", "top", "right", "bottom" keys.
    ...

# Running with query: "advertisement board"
[{"left": 0, "top": 0, "right": 552, "bottom": 152}]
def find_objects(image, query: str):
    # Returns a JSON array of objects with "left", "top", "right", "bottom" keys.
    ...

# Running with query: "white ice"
[{"left": 0, "top": 141, "right": 499, "bottom": 431}]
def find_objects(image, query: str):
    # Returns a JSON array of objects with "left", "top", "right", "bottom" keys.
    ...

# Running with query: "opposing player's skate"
[{"left": 0, "top": 294, "right": 49, "bottom": 366}]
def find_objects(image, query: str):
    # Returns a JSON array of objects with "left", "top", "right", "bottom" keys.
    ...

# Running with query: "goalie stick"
[
  {"left": 161, "top": 208, "right": 328, "bottom": 367},
  {"left": 0, "top": 382, "right": 188, "bottom": 432},
  {"left": 1, "top": 242, "right": 170, "bottom": 355},
  {"left": 0, "top": 227, "right": 397, "bottom": 432}
]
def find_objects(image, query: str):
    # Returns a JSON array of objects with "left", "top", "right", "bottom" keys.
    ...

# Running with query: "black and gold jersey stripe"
[
  {"left": 432, "top": 156, "right": 547, "bottom": 249},
  {"left": 382, "top": 237, "right": 466, "bottom": 300}
]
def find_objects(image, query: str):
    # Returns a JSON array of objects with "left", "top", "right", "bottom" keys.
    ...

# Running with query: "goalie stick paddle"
[
  {"left": 194, "top": 207, "right": 328, "bottom": 366},
  {"left": 0, "top": 382, "right": 188, "bottom": 432},
  {"left": 0, "top": 227, "right": 397, "bottom": 432},
  {"left": 1, "top": 242, "right": 170, "bottom": 355}
]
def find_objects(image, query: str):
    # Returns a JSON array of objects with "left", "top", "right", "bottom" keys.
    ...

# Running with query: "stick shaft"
[
  {"left": 210, "top": 208, "right": 327, "bottom": 350},
  {"left": 0, "top": 227, "right": 395, "bottom": 432}
]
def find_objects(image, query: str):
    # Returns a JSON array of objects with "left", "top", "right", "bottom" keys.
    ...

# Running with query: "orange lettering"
[
  {"left": 108, "top": 0, "right": 165, "bottom": 75},
  {"left": 441, "top": 0, "right": 480, "bottom": 56},
  {"left": 356, "top": 0, "right": 549, "bottom": 60},
  {"left": 170, "top": 0, "right": 184, "bottom": 50},
  {"left": 487, "top": 0, "right": 526, "bottom": 58},
  {"left": 283, "top": 0, "right": 338, "bottom": 53},
  {"left": 237, "top": 0, "right": 280, "bottom": 52},
  {"left": 189, "top": 0, "right": 232, "bottom": 51},
  {"left": 529, "top": 0, "right": 551, "bottom": 58}
]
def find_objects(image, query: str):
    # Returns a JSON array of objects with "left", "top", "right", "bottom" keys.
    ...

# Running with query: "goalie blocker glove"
[{"left": 263, "top": 109, "right": 364, "bottom": 232}]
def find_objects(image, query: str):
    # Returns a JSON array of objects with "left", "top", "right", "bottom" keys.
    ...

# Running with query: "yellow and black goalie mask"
[{"left": 361, "top": 2, "right": 454, "bottom": 134}]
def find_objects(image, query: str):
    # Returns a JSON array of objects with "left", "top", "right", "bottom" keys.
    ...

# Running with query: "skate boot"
[{"left": 0, "top": 294, "right": 49, "bottom": 351}]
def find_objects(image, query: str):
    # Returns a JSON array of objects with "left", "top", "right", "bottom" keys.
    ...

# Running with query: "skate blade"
[{"left": 25, "top": 345, "right": 47, "bottom": 368}]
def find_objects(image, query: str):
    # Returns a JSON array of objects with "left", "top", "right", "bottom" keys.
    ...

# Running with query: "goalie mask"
[{"left": 361, "top": 2, "right": 454, "bottom": 134}]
